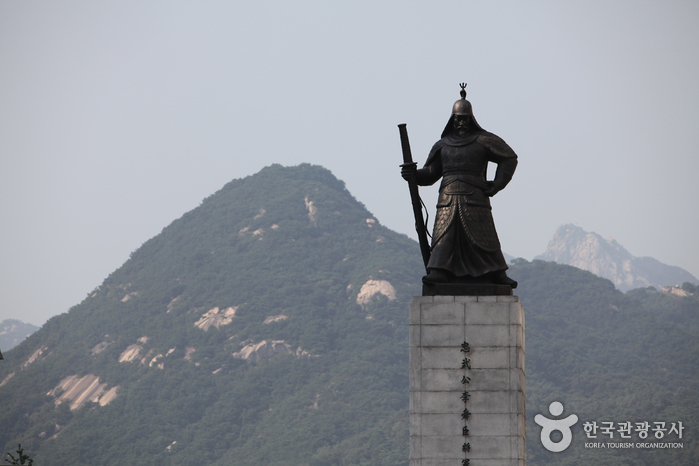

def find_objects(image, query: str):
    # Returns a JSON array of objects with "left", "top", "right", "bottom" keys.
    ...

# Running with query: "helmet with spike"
[
  {"left": 451, "top": 83, "right": 473, "bottom": 116},
  {"left": 440, "top": 83, "right": 484, "bottom": 138}
]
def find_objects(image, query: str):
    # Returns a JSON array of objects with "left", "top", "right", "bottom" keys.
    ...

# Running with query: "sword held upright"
[{"left": 398, "top": 123, "right": 431, "bottom": 270}]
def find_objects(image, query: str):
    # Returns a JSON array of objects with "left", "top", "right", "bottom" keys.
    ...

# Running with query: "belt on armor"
[{"left": 440, "top": 174, "right": 489, "bottom": 191}]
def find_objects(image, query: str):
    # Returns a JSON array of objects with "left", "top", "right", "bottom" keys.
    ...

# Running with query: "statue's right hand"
[{"left": 401, "top": 163, "right": 417, "bottom": 182}]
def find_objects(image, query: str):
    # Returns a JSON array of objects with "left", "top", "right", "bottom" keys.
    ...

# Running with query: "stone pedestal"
[{"left": 409, "top": 295, "right": 525, "bottom": 466}]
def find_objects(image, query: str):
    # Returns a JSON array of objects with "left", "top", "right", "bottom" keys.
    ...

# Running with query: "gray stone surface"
[{"left": 410, "top": 295, "right": 526, "bottom": 464}]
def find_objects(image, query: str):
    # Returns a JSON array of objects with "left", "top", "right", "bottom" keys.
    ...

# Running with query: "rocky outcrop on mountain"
[
  {"left": 22, "top": 346, "right": 49, "bottom": 369},
  {"left": 535, "top": 224, "right": 698, "bottom": 291},
  {"left": 118, "top": 336, "right": 150, "bottom": 363},
  {"left": 47, "top": 374, "right": 118, "bottom": 411},
  {"left": 232, "top": 340, "right": 309, "bottom": 362},
  {"left": 355, "top": 279, "right": 397, "bottom": 309},
  {"left": 0, "top": 319, "right": 39, "bottom": 351},
  {"left": 194, "top": 306, "right": 237, "bottom": 331}
]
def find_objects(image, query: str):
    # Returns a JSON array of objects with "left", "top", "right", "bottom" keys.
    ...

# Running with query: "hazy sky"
[{"left": 2, "top": 1, "right": 698, "bottom": 326}]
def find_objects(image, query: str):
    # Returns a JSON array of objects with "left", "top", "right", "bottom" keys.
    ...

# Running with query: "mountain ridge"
[
  {"left": 535, "top": 224, "right": 697, "bottom": 291},
  {"left": 0, "top": 319, "right": 39, "bottom": 352}
]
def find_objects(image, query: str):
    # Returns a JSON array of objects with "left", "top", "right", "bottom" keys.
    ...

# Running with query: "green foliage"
[
  {"left": 681, "top": 282, "right": 697, "bottom": 294},
  {"left": 5, "top": 444, "right": 33, "bottom": 465}
]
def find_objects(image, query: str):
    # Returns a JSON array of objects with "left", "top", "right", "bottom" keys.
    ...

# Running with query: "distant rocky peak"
[
  {"left": 539, "top": 225, "right": 632, "bottom": 267},
  {"left": 536, "top": 224, "right": 698, "bottom": 292}
]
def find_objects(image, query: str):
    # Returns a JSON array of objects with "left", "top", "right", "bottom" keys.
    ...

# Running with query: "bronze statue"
[{"left": 400, "top": 84, "right": 518, "bottom": 291}]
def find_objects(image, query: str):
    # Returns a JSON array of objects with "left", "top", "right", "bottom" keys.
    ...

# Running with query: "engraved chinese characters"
[
  {"left": 461, "top": 340, "right": 471, "bottom": 466},
  {"left": 409, "top": 295, "right": 525, "bottom": 464}
]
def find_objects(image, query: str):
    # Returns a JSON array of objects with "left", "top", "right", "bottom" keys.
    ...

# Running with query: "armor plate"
[{"left": 459, "top": 203, "right": 500, "bottom": 252}]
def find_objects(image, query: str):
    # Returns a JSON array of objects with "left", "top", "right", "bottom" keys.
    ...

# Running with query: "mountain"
[
  {"left": 535, "top": 224, "right": 698, "bottom": 291},
  {"left": 0, "top": 164, "right": 422, "bottom": 466},
  {"left": 0, "top": 166, "right": 697, "bottom": 465},
  {"left": 0, "top": 319, "right": 39, "bottom": 352}
]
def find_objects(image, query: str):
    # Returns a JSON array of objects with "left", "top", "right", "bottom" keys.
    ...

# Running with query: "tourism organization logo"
[
  {"left": 534, "top": 401, "right": 686, "bottom": 453},
  {"left": 535, "top": 401, "right": 578, "bottom": 452}
]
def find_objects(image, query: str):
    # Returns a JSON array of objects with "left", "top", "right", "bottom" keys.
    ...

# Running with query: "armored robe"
[{"left": 415, "top": 128, "right": 517, "bottom": 279}]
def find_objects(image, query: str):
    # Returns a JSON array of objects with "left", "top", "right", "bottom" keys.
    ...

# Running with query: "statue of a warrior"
[{"left": 401, "top": 84, "right": 518, "bottom": 289}]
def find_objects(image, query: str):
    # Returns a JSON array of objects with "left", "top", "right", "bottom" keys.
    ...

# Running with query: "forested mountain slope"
[{"left": 0, "top": 164, "right": 422, "bottom": 465}]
